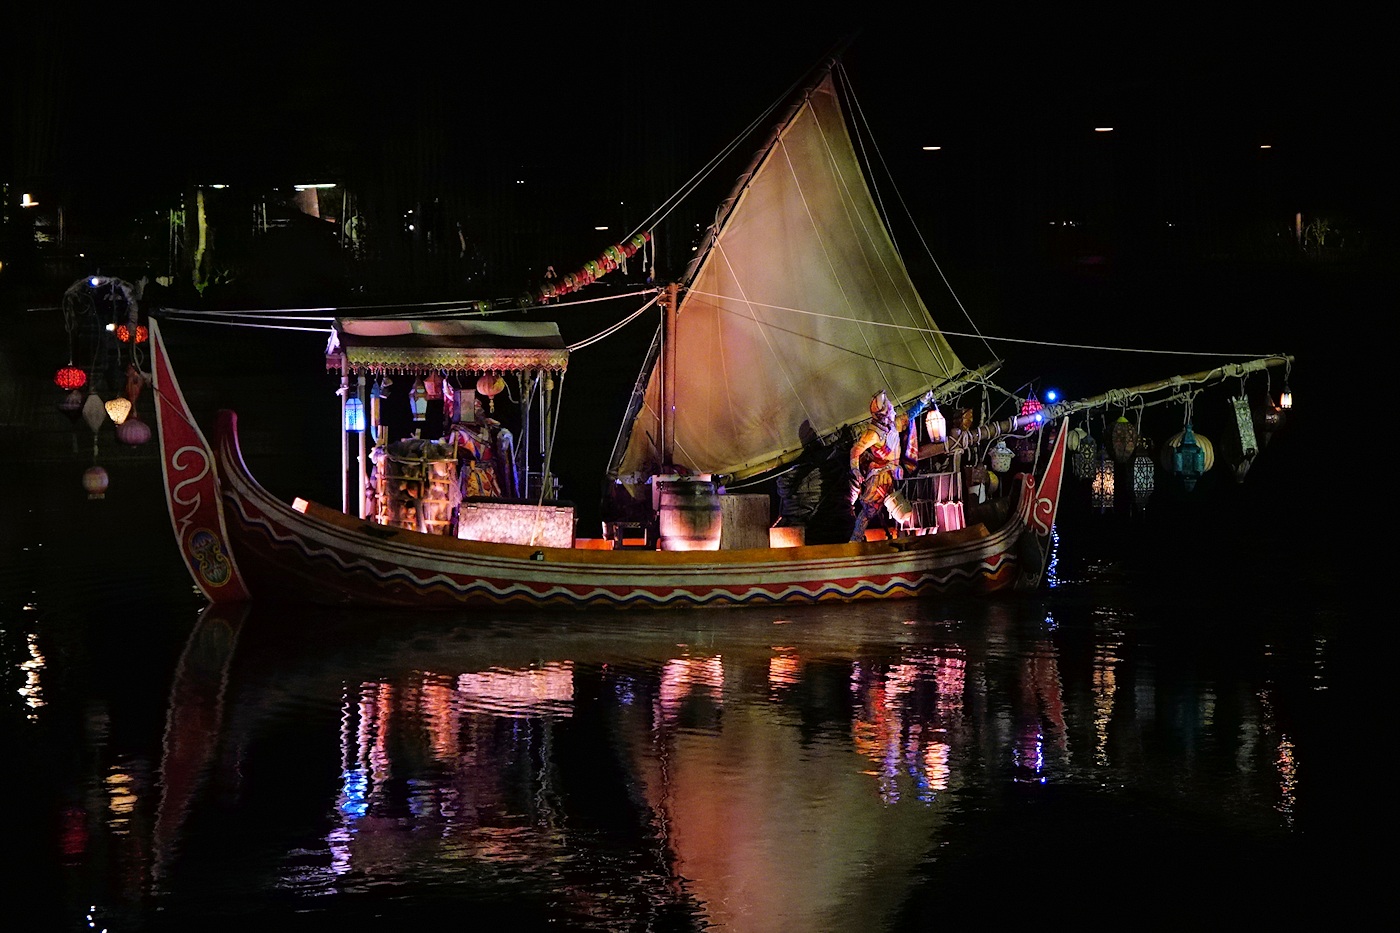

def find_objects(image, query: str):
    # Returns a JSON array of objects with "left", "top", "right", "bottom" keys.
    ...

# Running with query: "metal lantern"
[
  {"left": 424, "top": 372, "right": 444, "bottom": 401},
  {"left": 1091, "top": 451, "right": 1115, "bottom": 511},
  {"left": 924, "top": 406, "right": 946, "bottom": 443},
  {"left": 82, "top": 465, "right": 109, "bottom": 500},
  {"left": 1072, "top": 435, "right": 1097, "bottom": 480},
  {"left": 1161, "top": 427, "right": 1214, "bottom": 476},
  {"left": 410, "top": 379, "right": 429, "bottom": 422},
  {"left": 1254, "top": 401, "right": 1284, "bottom": 435},
  {"left": 344, "top": 396, "right": 365, "bottom": 432},
  {"left": 1165, "top": 424, "right": 1207, "bottom": 491},
  {"left": 988, "top": 439, "right": 1013, "bottom": 473},
  {"left": 1280, "top": 385, "right": 1292, "bottom": 410},
  {"left": 1110, "top": 416, "right": 1137, "bottom": 465},
  {"left": 1132, "top": 440, "right": 1155, "bottom": 508}
]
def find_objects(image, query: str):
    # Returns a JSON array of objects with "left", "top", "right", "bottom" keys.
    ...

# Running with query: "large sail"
[{"left": 614, "top": 70, "right": 971, "bottom": 483}]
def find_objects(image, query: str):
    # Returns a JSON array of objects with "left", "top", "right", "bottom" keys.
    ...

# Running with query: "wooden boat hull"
[
  {"left": 215, "top": 407, "right": 1026, "bottom": 608},
  {"left": 153, "top": 320, "right": 1063, "bottom": 610}
]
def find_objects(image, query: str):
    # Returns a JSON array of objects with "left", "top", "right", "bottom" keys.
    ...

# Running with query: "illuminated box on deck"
[{"left": 457, "top": 500, "right": 574, "bottom": 548}]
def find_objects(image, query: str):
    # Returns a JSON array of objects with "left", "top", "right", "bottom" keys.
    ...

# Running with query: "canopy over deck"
[{"left": 326, "top": 318, "right": 569, "bottom": 376}]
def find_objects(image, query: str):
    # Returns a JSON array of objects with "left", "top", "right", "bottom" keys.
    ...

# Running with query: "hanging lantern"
[
  {"left": 124, "top": 364, "right": 146, "bottom": 403},
  {"left": 1132, "top": 439, "right": 1155, "bottom": 508},
  {"left": 1019, "top": 394, "right": 1044, "bottom": 424},
  {"left": 1280, "top": 384, "right": 1293, "bottom": 410},
  {"left": 54, "top": 364, "right": 87, "bottom": 391},
  {"left": 115, "top": 323, "right": 132, "bottom": 343},
  {"left": 1072, "top": 435, "right": 1098, "bottom": 480},
  {"left": 410, "top": 378, "right": 429, "bottom": 422},
  {"left": 1091, "top": 451, "right": 1115, "bottom": 511},
  {"left": 115, "top": 415, "right": 151, "bottom": 446},
  {"left": 476, "top": 373, "right": 505, "bottom": 415},
  {"left": 423, "top": 372, "right": 444, "bottom": 401},
  {"left": 476, "top": 373, "right": 505, "bottom": 398},
  {"left": 988, "top": 439, "right": 1013, "bottom": 473},
  {"left": 1254, "top": 401, "right": 1285, "bottom": 435},
  {"left": 1161, "top": 427, "right": 1215, "bottom": 475},
  {"left": 105, "top": 396, "right": 132, "bottom": 425},
  {"left": 1110, "top": 416, "right": 1137, "bottom": 465},
  {"left": 58, "top": 389, "right": 85, "bottom": 422},
  {"left": 81, "top": 391, "right": 107, "bottom": 434},
  {"left": 82, "top": 465, "right": 109, "bottom": 500},
  {"left": 344, "top": 396, "right": 365, "bottom": 432},
  {"left": 134, "top": 325, "right": 148, "bottom": 344},
  {"left": 924, "top": 406, "right": 947, "bottom": 443},
  {"left": 1164, "top": 424, "right": 1209, "bottom": 491}
]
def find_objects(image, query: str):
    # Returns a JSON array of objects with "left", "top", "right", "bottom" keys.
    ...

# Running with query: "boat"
[{"left": 135, "top": 54, "right": 1290, "bottom": 610}]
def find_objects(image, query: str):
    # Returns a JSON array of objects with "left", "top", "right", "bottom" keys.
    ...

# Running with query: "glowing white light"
[
  {"left": 21, "top": 193, "right": 39, "bottom": 207},
  {"left": 1094, "top": 127, "right": 1113, "bottom": 132}
]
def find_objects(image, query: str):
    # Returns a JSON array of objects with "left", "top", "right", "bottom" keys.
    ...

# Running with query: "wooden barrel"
[{"left": 657, "top": 478, "right": 722, "bottom": 551}]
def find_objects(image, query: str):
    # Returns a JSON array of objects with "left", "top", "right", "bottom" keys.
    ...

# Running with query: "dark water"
[{"left": 1, "top": 448, "right": 1370, "bottom": 931}]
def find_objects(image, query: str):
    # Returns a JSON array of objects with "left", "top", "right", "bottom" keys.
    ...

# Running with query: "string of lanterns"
[
  {"left": 54, "top": 276, "right": 155, "bottom": 499},
  {"left": 534, "top": 231, "right": 651, "bottom": 303}
]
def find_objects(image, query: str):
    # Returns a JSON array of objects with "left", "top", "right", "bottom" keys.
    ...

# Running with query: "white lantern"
[{"left": 924, "top": 406, "right": 946, "bottom": 443}]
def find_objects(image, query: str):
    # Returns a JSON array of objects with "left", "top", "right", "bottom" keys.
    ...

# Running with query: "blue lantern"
[
  {"left": 344, "top": 396, "right": 365, "bottom": 432},
  {"left": 1172, "top": 423, "right": 1205, "bottom": 491}
]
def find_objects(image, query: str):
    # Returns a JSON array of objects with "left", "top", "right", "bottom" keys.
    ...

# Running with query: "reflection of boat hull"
[{"left": 215, "top": 404, "right": 1034, "bottom": 609}]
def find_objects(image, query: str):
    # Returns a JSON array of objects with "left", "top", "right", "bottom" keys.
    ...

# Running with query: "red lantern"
[
  {"left": 115, "top": 324, "right": 132, "bottom": 343},
  {"left": 134, "top": 325, "right": 148, "bottom": 344},
  {"left": 55, "top": 365, "right": 87, "bottom": 391},
  {"left": 476, "top": 374, "right": 505, "bottom": 398}
]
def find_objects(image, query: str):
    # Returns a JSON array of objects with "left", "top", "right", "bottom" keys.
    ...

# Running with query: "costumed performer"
[{"left": 849, "top": 389, "right": 934, "bottom": 542}]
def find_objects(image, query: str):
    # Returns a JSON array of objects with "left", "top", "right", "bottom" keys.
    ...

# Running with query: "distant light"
[
  {"left": 209, "top": 184, "right": 229, "bottom": 189},
  {"left": 594, "top": 226, "right": 609, "bottom": 231},
  {"left": 294, "top": 183, "right": 335, "bottom": 190},
  {"left": 1259, "top": 144, "right": 1272, "bottom": 149},
  {"left": 1044, "top": 389, "right": 1059, "bottom": 403},
  {"left": 922, "top": 145, "right": 942, "bottom": 151},
  {"left": 1094, "top": 127, "right": 1113, "bottom": 132},
  {"left": 20, "top": 193, "right": 38, "bottom": 207}
]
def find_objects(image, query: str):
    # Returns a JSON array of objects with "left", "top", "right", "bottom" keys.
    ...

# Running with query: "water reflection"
[{"left": 11, "top": 577, "right": 1350, "bottom": 928}]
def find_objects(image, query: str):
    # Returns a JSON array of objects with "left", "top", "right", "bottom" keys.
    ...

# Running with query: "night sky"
[{"left": 4, "top": 11, "right": 1388, "bottom": 291}]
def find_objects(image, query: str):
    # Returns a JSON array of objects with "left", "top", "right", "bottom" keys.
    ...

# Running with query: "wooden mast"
[{"left": 660, "top": 282, "right": 678, "bottom": 470}]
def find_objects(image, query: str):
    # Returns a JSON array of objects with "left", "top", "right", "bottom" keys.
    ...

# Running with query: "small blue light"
[{"left": 1044, "top": 388, "right": 1059, "bottom": 403}]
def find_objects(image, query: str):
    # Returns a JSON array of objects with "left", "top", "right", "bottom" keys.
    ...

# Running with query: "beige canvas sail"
[{"left": 614, "top": 70, "right": 971, "bottom": 484}]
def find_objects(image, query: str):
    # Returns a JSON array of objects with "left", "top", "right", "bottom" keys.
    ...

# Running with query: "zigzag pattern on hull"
[{"left": 225, "top": 497, "right": 1020, "bottom": 609}]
